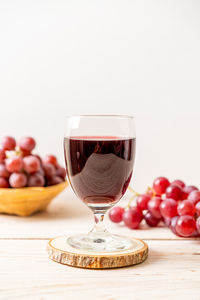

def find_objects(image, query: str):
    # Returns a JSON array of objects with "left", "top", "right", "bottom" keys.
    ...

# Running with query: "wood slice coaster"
[{"left": 47, "top": 236, "right": 148, "bottom": 269}]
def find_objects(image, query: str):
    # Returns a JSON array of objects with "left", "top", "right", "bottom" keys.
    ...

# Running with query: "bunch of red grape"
[
  {"left": 0, "top": 136, "right": 66, "bottom": 188},
  {"left": 109, "top": 177, "right": 200, "bottom": 237}
]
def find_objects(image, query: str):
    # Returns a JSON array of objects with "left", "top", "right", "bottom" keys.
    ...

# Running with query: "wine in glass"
[{"left": 63, "top": 115, "right": 138, "bottom": 252}]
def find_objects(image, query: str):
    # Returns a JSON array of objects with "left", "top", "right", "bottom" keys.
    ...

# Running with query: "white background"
[{"left": 0, "top": 0, "right": 200, "bottom": 192}]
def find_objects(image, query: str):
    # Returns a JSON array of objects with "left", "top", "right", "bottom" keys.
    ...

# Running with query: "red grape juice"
[{"left": 64, "top": 136, "right": 135, "bottom": 209}]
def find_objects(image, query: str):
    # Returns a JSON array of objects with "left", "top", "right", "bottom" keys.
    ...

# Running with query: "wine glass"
[{"left": 64, "top": 115, "right": 137, "bottom": 252}]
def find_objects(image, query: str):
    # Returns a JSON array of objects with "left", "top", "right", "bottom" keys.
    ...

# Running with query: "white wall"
[{"left": 0, "top": 0, "right": 200, "bottom": 192}]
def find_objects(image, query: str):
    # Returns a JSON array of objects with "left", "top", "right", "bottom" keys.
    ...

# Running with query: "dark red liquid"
[{"left": 64, "top": 136, "right": 136, "bottom": 207}]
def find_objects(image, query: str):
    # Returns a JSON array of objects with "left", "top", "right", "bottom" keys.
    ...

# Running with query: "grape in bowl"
[{"left": 0, "top": 136, "right": 68, "bottom": 216}]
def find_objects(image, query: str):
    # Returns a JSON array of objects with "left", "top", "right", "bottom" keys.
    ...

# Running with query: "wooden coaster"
[{"left": 47, "top": 236, "right": 148, "bottom": 269}]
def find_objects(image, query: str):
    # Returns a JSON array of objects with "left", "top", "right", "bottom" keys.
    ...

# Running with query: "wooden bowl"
[{"left": 0, "top": 181, "right": 68, "bottom": 216}]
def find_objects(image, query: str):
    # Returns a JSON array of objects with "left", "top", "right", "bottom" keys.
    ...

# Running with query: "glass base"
[{"left": 67, "top": 232, "right": 135, "bottom": 252}]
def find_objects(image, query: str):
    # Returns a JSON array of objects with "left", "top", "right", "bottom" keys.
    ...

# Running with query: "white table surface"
[{"left": 0, "top": 187, "right": 200, "bottom": 300}]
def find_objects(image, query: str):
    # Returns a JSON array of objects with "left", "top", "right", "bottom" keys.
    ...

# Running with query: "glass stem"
[{"left": 90, "top": 210, "right": 108, "bottom": 235}]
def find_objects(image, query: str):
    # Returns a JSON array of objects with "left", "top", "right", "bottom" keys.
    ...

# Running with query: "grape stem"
[
  {"left": 6, "top": 149, "right": 21, "bottom": 159},
  {"left": 127, "top": 186, "right": 139, "bottom": 208},
  {"left": 127, "top": 186, "right": 156, "bottom": 209},
  {"left": 146, "top": 186, "right": 156, "bottom": 197},
  {"left": 128, "top": 186, "right": 139, "bottom": 195}
]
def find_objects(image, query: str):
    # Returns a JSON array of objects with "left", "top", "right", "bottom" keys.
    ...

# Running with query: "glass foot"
[{"left": 67, "top": 232, "right": 137, "bottom": 252}]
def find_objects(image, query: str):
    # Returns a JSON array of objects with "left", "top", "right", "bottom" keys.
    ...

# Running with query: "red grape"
[
  {"left": 38, "top": 166, "right": 45, "bottom": 176},
  {"left": 107, "top": 175, "right": 200, "bottom": 238},
  {"left": 144, "top": 212, "right": 160, "bottom": 227},
  {"left": 33, "top": 154, "right": 42, "bottom": 165},
  {"left": 181, "top": 191, "right": 188, "bottom": 200},
  {"left": 182, "top": 186, "right": 198, "bottom": 200},
  {"left": 187, "top": 191, "right": 200, "bottom": 205},
  {"left": 0, "top": 149, "right": 6, "bottom": 163},
  {"left": 109, "top": 206, "right": 124, "bottom": 223},
  {"left": 0, "top": 164, "right": 9, "bottom": 178},
  {"left": 170, "top": 216, "right": 179, "bottom": 235},
  {"left": 136, "top": 194, "right": 151, "bottom": 211},
  {"left": 5, "top": 157, "right": 23, "bottom": 172},
  {"left": 165, "top": 184, "right": 183, "bottom": 201},
  {"left": 191, "top": 230, "right": 200, "bottom": 237},
  {"left": 18, "top": 137, "right": 36, "bottom": 152},
  {"left": 43, "top": 155, "right": 57, "bottom": 166},
  {"left": 153, "top": 177, "right": 170, "bottom": 195},
  {"left": 9, "top": 173, "right": 27, "bottom": 188},
  {"left": 195, "top": 202, "right": 200, "bottom": 216},
  {"left": 176, "top": 215, "right": 196, "bottom": 237},
  {"left": 27, "top": 173, "right": 45, "bottom": 187},
  {"left": 196, "top": 217, "right": 200, "bottom": 235},
  {"left": 0, "top": 177, "right": 9, "bottom": 188},
  {"left": 160, "top": 198, "right": 177, "bottom": 219},
  {"left": 163, "top": 217, "right": 171, "bottom": 227},
  {"left": 146, "top": 189, "right": 154, "bottom": 198},
  {"left": 123, "top": 207, "right": 143, "bottom": 229},
  {"left": 21, "top": 149, "right": 31, "bottom": 157},
  {"left": 171, "top": 180, "right": 185, "bottom": 188},
  {"left": 43, "top": 163, "right": 56, "bottom": 178},
  {"left": 177, "top": 200, "right": 195, "bottom": 217},
  {"left": 183, "top": 185, "right": 198, "bottom": 197},
  {"left": 56, "top": 165, "right": 66, "bottom": 180},
  {"left": 47, "top": 176, "right": 63, "bottom": 186},
  {"left": 1, "top": 136, "right": 16, "bottom": 150},
  {"left": 147, "top": 196, "right": 162, "bottom": 219},
  {"left": 23, "top": 155, "right": 40, "bottom": 174}
]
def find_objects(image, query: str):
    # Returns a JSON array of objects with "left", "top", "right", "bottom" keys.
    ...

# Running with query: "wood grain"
[
  {"left": 47, "top": 237, "right": 148, "bottom": 268},
  {"left": 0, "top": 240, "right": 200, "bottom": 299},
  {"left": 0, "top": 191, "right": 200, "bottom": 299}
]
